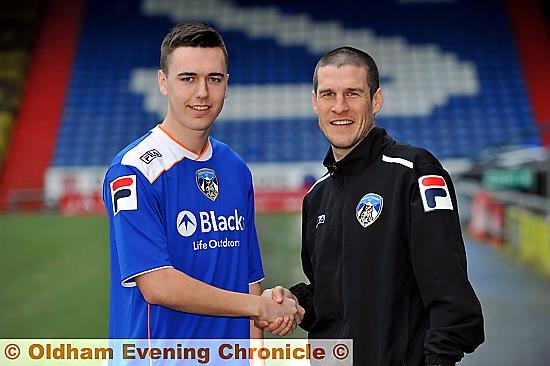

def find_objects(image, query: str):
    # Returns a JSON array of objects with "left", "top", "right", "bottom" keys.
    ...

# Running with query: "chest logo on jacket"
[
  {"left": 196, "top": 168, "right": 219, "bottom": 201},
  {"left": 356, "top": 193, "right": 383, "bottom": 228},
  {"left": 316, "top": 214, "right": 325, "bottom": 228}
]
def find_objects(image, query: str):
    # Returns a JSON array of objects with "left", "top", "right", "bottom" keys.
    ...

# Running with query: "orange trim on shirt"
[
  {"left": 150, "top": 155, "right": 186, "bottom": 184},
  {"left": 147, "top": 303, "right": 151, "bottom": 340},
  {"left": 195, "top": 139, "right": 210, "bottom": 160},
  {"left": 157, "top": 124, "right": 210, "bottom": 159},
  {"left": 147, "top": 303, "right": 153, "bottom": 365}
]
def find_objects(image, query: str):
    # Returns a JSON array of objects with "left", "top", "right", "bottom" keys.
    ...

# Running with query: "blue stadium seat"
[{"left": 50, "top": 0, "right": 541, "bottom": 167}]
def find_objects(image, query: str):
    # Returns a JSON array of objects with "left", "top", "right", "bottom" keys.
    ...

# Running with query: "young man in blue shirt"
[{"left": 103, "top": 22, "right": 302, "bottom": 340}]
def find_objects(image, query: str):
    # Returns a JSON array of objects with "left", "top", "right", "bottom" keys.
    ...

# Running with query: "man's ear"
[
  {"left": 225, "top": 73, "right": 229, "bottom": 98},
  {"left": 158, "top": 69, "right": 168, "bottom": 96},
  {"left": 372, "top": 88, "right": 384, "bottom": 114},
  {"left": 311, "top": 90, "right": 318, "bottom": 114}
]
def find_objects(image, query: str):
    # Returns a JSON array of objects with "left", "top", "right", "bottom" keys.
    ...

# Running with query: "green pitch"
[{"left": 0, "top": 213, "right": 306, "bottom": 338}]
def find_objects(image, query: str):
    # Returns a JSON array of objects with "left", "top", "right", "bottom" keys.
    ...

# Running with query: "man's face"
[
  {"left": 312, "top": 64, "right": 383, "bottom": 161},
  {"left": 158, "top": 46, "right": 227, "bottom": 136}
]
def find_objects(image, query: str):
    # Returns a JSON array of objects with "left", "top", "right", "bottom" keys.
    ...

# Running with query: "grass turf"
[{"left": 0, "top": 212, "right": 306, "bottom": 338}]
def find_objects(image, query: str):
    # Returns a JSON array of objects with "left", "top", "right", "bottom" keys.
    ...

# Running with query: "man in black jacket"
[{"left": 258, "top": 46, "right": 484, "bottom": 366}]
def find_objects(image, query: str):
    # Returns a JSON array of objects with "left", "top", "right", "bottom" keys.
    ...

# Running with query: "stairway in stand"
[{"left": 0, "top": 0, "right": 83, "bottom": 211}]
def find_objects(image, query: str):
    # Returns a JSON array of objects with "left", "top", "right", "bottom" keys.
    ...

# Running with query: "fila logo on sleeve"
[
  {"left": 110, "top": 175, "right": 137, "bottom": 215},
  {"left": 418, "top": 175, "right": 454, "bottom": 212}
]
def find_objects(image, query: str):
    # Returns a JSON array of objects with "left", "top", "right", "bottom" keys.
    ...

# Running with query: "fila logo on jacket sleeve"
[
  {"left": 110, "top": 175, "right": 137, "bottom": 215},
  {"left": 418, "top": 175, "right": 453, "bottom": 212}
]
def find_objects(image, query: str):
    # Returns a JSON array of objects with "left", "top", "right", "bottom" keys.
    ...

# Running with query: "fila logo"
[
  {"left": 140, "top": 149, "right": 162, "bottom": 164},
  {"left": 316, "top": 214, "right": 325, "bottom": 228},
  {"left": 418, "top": 175, "right": 453, "bottom": 212},
  {"left": 110, "top": 175, "right": 137, "bottom": 215}
]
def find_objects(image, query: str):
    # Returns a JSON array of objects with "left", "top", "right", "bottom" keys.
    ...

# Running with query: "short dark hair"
[
  {"left": 160, "top": 22, "right": 228, "bottom": 74},
  {"left": 313, "top": 46, "right": 380, "bottom": 99}
]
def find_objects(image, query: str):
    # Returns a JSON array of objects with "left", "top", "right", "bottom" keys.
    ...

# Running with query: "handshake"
[{"left": 253, "top": 286, "right": 305, "bottom": 336}]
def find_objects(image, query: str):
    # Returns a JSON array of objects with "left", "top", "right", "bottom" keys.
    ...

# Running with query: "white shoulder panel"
[
  {"left": 382, "top": 154, "right": 414, "bottom": 169},
  {"left": 121, "top": 126, "right": 212, "bottom": 183}
]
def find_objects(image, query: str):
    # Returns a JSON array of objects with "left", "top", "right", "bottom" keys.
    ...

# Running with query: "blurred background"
[{"left": 1, "top": 0, "right": 549, "bottom": 364}]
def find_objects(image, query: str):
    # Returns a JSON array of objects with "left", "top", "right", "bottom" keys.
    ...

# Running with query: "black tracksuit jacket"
[{"left": 290, "top": 128, "right": 484, "bottom": 366}]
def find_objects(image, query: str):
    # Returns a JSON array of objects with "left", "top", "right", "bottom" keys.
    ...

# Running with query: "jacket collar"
[{"left": 323, "top": 127, "right": 394, "bottom": 176}]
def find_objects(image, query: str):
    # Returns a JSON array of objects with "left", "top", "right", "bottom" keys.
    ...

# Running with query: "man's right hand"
[{"left": 254, "top": 286, "right": 305, "bottom": 335}]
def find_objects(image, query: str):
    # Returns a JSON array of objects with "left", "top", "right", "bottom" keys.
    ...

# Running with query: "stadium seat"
[{"left": 48, "top": 0, "right": 541, "bottom": 167}]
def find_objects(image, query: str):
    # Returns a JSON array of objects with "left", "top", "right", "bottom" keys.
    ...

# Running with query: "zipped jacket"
[{"left": 290, "top": 128, "right": 484, "bottom": 366}]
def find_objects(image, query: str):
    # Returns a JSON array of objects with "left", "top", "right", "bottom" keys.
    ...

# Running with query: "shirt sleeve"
[
  {"left": 289, "top": 197, "right": 317, "bottom": 331},
  {"left": 409, "top": 157, "right": 484, "bottom": 364},
  {"left": 244, "top": 168, "right": 265, "bottom": 284},
  {"left": 103, "top": 163, "right": 172, "bottom": 287}
]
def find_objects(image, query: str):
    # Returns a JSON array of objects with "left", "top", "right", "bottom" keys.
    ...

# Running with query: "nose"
[
  {"left": 331, "top": 95, "right": 348, "bottom": 114},
  {"left": 195, "top": 78, "right": 208, "bottom": 98}
]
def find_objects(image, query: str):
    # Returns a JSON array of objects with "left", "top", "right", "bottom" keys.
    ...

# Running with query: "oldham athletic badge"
[
  {"left": 356, "top": 193, "right": 383, "bottom": 228},
  {"left": 196, "top": 168, "right": 219, "bottom": 201}
]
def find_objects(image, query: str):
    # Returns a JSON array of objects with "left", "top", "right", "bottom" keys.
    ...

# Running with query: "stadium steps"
[
  {"left": 506, "top": 0, "right": 550, "bottom": 145},
  {"left": 0, "top": 0, "right": 83, "bottom": 211},
  {"left": 0, "top": 1, "right": 42, "bottom": 175}
]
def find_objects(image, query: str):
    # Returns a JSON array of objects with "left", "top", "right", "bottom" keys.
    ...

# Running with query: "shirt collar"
[
  {"left": 323, "top": 127, "right": 394, "bottom": 176},
  {"left": 154, "top": 125, "right": 213, "bottom": 161}
]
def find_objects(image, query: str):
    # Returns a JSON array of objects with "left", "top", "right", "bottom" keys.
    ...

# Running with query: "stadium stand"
[
  {"left": 0, "top": 1, "right": 42, "bottom": 170},
  {"left": 0, "top": 0, "right": 548, "bottom": 211},
  {"left": 50, "top": 0, "right": 541, "bottom": 169},
  {"left": 0, "top": 0, "right": 83, "bottom": 211},
  {"left": 507, "top": 0, "right": 550, "bottom": 145}
]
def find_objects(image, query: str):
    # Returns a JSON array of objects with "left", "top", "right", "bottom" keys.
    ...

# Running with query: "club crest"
[
  {"left": 196, "top": 168, "right": 219, "bottom": 201},
  {"left": 356, "top": 193, "right": 383, "bottom": 228}
]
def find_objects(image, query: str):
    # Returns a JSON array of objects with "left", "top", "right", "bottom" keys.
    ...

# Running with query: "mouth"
[
  {"left": 189, "top": 105, "right": 211, "bottom": 111},
  {"left": 330, "top": 120, "right": 353, "bottom": 126}
]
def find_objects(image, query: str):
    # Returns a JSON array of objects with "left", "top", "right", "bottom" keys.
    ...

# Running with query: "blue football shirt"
[{"left": 103, "top": 125, "right": 264, "bottom": 339}]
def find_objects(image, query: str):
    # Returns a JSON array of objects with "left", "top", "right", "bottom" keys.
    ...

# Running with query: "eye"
[
  {"left": 346, "top": 91, "right": 359, "bottom": 96},
  {"left": 320, "top": 91, "right": 334, "bottom": 98},
  {"left": 180, "top": 76, "right": 194, "bottom": 82},
  {"left": 209, "top": 77, "right": 222, "bottom": 84}
]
